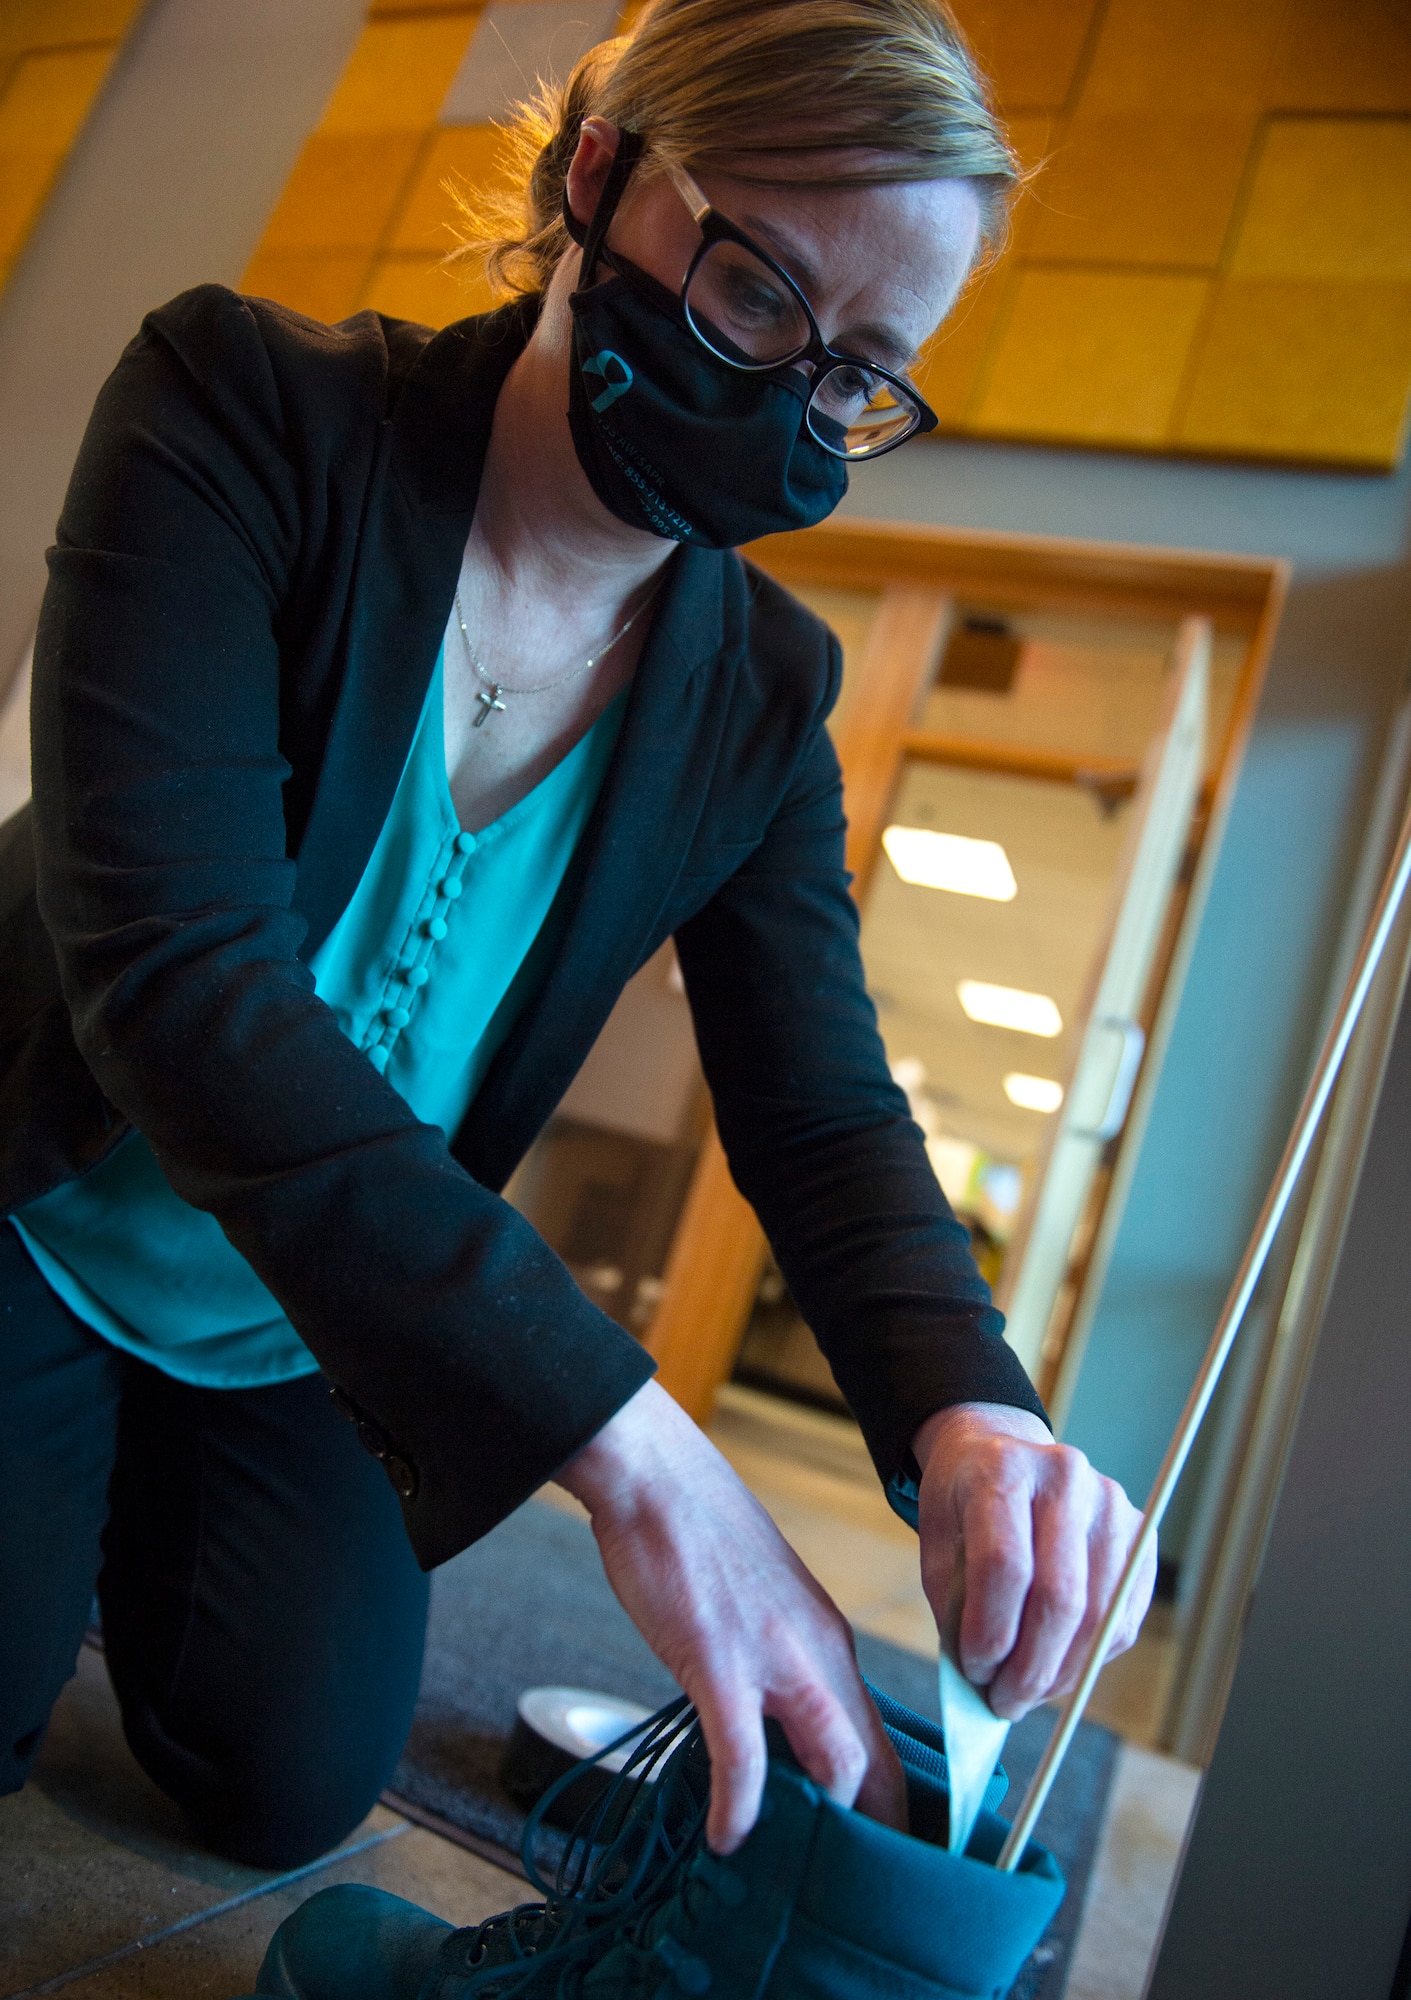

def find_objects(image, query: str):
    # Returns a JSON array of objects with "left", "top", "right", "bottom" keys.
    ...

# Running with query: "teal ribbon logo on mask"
[{"left": 583, "top": 349, "right": 633, "bottom": 413}]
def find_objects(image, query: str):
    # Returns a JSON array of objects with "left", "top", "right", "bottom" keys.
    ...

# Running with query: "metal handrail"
[{"left": 996, "top": 798, "right": 1411, "bottom": 1871}]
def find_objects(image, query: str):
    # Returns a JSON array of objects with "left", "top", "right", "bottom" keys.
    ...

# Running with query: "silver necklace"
[{"left": 453, "top": 584, "right": 659, "bottom": 729}]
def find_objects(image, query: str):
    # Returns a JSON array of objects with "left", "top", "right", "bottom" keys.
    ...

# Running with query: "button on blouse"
[{"left": 313, "top": 650, "right": 627, "bottom": 1137}]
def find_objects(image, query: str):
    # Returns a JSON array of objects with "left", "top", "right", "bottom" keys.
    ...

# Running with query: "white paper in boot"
[{"left": 939, "top": 1557, "right": 1011, "bottom": 1854}]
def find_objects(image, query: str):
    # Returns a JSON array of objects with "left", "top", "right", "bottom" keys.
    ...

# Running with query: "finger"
[
  {"left": 987, "top": 1456, "right": 1095, "bottom": 1719},
  {"left": 767, "top": 1678, "right": 869, "bottom": 1806},
  {"left": 848, "top": 1704, "right": 908, "bottom": 1833},
  {"left": 955, "top": 1475, "right": 1035, "bottom": 1685},
  {"left": 692, "top": 1685, "right": 768, "bottom": 1855},
  {"left": 1047, "top": 1487, "right": 1133, "bottom": 1696},
  {"left": 767, "top": 1671, "right": 910, "bottom": 1835},
  {"left": 1079, "top": 1491, "right": 1153, "bottom": 1674},
  {"left": 1102, "top": 1514, "right": 1158, "bottom": 1661}
]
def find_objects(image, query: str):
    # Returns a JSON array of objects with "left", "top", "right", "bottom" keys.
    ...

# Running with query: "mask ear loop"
[{"left": 563, "top": 126, "right": 646, "bottom": 274}]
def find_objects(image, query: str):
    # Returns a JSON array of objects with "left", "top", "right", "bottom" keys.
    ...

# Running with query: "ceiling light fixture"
[
  {"left": 958, "top": 980, "right": 1063, "bottom": 1037},
  {"left": 882, "top": 826, "right": 1018, "bottom": 901},
  {"left": 1004, "top": 1072, "right": 1065, "bottom": 1113}
]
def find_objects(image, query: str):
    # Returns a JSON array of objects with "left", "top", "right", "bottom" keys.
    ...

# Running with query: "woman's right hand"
[{"left": 556, "top": 1378, "right": 906, "bottom": 1854}]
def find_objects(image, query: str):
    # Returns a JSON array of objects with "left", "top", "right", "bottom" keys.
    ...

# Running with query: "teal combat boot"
[{"left": 249, "top": 1691, "right": 1064, "bottom": 2000}]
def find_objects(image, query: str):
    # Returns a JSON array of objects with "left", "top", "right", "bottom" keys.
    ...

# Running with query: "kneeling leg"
[
  {"left": 0, "top": 1228, "right": 124, "bottom": 1793},
  {"left": 101, "top": 1364, "right": 430, "bottom": 1868}
]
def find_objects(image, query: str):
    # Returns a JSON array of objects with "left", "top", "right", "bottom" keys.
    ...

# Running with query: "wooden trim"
[
  {"left": 1034, "top": 809, "right": 1205, "bottom": 1408},
  {"left": 1044, "top": 579, "right": 1285, "bottom": 1431},
  {"left": 995, "top": 615, "right": 1211, "bottom": 1367},
  {"left": 746, "top": 518, "right": 1285, "bottom": 635},
  {"left": 903, "top": 731, "right": 1141, "bottom": 801},
  {"left": 647, "top": 522, "right": 1289, "bottom": 1430},
  {"left": 836, "top": 586, "right": 953, "bottom": 897},
  {"left": 1208, "top": 552, "right": 1290, "bottom": 796},
  {"left": 642, "top": 1126, "right": 768, "bottom": 1425},
  {"left": 645, "top": 583, "right": 949, "bottom": 1419}
]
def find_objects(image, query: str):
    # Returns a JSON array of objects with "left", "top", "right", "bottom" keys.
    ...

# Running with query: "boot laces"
[{"left": 439, "top": 1696, "right": 714, "bottom": 1998}]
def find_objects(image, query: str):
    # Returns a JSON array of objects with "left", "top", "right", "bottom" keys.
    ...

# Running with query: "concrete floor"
[
  {"left": 0, "top": 1645, "right": 521, "bottom": 2000},
  {"left": 1, "top": 1384, "right": 1198, "bottom": 2000}
]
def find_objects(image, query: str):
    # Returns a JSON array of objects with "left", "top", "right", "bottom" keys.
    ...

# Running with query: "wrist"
[
  {"left": 912, "top": 1400, "right": 1052, "bottom": 1472},
  {"left": 556, "top": 1378, "right": 683, "bottom": 1518}
]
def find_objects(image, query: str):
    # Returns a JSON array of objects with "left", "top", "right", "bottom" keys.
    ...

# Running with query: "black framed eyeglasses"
[{"left": 662, "top": 163, "right": 939, "bottom": 463}]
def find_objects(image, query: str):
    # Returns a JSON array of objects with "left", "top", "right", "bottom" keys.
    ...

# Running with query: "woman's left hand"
[
  {"left": 557, "top": 1379, "right": 907, "bottom": 1855},
  {"left": 913, "top": 1403, "right": 1155, "bottom": 1721}
]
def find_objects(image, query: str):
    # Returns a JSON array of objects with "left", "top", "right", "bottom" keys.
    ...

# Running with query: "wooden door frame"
[
  {"left": 998, "top": 614, "right": 1212, "bottom": 1388},
  {"left": 644, "top": 517, "right": 1288, "bottom": 1425},
  {"left": 645, "top": 582, "right": 952, "bottom": 1419}
]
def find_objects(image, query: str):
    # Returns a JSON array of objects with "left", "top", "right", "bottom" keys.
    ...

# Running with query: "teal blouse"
[{"left": 13, "top": 651, "right": 627, "bottom": 1389}]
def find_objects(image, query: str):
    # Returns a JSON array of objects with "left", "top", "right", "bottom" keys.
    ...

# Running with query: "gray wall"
[
  {"left": 841, "top": 440, "right": 1411, "bottom": 1536},
  {"left": 1148, "top": 954, "right": 1411, "bottom": 2000},
  {"left": 0, "top": 0, "right": 368, "bottom": 697}
]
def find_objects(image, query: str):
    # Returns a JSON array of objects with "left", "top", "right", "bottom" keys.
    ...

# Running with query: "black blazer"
[{"left": 0, "top": 285, "right": 1045, "bottom": 1568}]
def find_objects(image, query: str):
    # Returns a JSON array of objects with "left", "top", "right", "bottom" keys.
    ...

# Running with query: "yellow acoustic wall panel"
[
  {"left": 1229, "top": 118, "right": 1411, "bottom": 282},
  {"left": 1071, "top": 0, "right": 1288, "bottom": 114},
  {"left": 937, "top": 0, "right": 1411, "bottom": 466},
  {"left": 318, "top": 13, "right": 478, "bottom": 132},
  {"left": 1266, "top": 0, "right": 1411, "bottom": 115},
  {"left": 242, "top": 1, "right": 630, "bottom": 333},
  {"left": 257, "top": 132, "right": 426, "bottom": 254},
  {"left": 0, "top": 0, "right": 147, "bottom": 295},
  {"left": 956, "top": 0, "right": 1100, "bottom": 113},
  {"left": 239, "top": 252, "right": 383, "bottom": 328},
  {"left": 242, "top": 126, "right": 427, "bottom": 322},
  {"left": 368, "top": 122, "right": 512, "bottom": 319},
  {"left": 1177, "top": 282, "right": 1411, "bottom": 464},
  {"left": 974, "top": 270, "right": 1209, "bottom": 446},
  {"left": 1169, "top": 114, "right": 1411, "bottom": 465},
  {"left": 362, "top": 250, "right": 483, "bottom": 324},
  {"left": 913, "top": 267, "right": 1015, "bottom": 430},
  {"left": 239, "top": 0, "right": 1411, "bottom": 467},
  {"left": 387, "top": 124, "right": 506, "bottom": 254},
  {"left": 1026, "top": 113, "right": 1258, "bottom": 269},
  {"left": 242, "top": 7, "right": 484, "bottom": 327}
]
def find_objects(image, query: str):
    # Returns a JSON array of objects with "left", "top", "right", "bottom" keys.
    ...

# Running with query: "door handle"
[{"left": 1072, "top": 1017, "right": 1146, "bottom": 1141}]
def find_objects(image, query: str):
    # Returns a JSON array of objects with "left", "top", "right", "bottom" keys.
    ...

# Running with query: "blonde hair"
[{"left": 449, "top": 0, "right": 1019, "bottom": 301}]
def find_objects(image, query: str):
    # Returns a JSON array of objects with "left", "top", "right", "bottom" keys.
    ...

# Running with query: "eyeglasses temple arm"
[{"left": 663, "top": 160, "right": 712, "bottom": 228}]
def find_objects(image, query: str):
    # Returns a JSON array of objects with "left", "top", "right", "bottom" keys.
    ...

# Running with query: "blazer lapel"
[
  {"left": 292, "top": 301, "right": 537, "bottom": 956},
  {"left": 455, "top": 543, "right": 745, "bottom": 1190}
]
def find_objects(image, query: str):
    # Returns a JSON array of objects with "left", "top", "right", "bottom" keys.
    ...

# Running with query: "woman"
[{"left": 0, "top": 0, "right": 1153, "bottom": 1866}]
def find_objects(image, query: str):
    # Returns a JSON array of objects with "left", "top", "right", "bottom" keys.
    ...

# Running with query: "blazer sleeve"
[
  {"left": 673, "top": 692, "right": 1049, "bottom": 1516},
  {"left": 30, "top": 285, "right": 653, "bottom": 1569}
]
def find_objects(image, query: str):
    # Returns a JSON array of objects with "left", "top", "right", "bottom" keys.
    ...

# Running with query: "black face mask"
[{"left": 564, "top": 135, "right": 848, "bottom": 550}]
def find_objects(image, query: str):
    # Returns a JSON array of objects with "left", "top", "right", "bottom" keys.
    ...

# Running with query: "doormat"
[{"left": 385, "top": 1497, "right": 1119, "bottom": 2000}]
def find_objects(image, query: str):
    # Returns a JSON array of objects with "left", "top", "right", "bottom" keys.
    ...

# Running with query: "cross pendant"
[{"left": 473, "top": 683, "right": 506, "bottom": 727}]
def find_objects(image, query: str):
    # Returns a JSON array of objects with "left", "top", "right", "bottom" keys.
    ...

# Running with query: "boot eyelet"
[
  {"left": 695, "top": 1856, "right": 747, "bottom": 1904},
  {"left": 655, "top": 1937, "right": 712, "bottom": 1994},
  {"left": 710, "top": 1865, "right": 746, "bottom": 1908}
]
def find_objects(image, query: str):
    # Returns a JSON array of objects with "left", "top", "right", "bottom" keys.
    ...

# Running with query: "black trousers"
[{"left": 0, "top": 1224, "right": 430, "bottom": 1868}]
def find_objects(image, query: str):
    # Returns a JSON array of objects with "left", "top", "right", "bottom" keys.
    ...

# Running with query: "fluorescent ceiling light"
[
  {"left": 958, "top": 980, "right": 1063, "bottom": 1037},
  {"left": 883, "top": 825, "right": 1017, "bottom": 901},
  {"left": 1004, "top": 1072, "right": 1064, "bottom": 1113}
]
